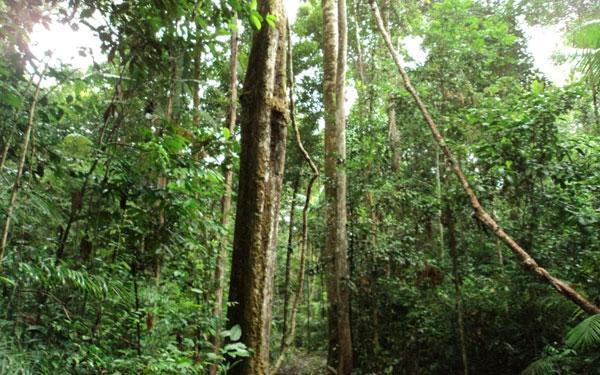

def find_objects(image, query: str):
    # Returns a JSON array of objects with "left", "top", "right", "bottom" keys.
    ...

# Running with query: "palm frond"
[
  {"left": 566, "top": 314, "right": 600, "bottom": 351},
  {"left": 568, "top": 20, "right": 600, "bottom": 49},
  {"left": 521, "top": 356, "right": 557, "bottom": 375},
  {"left": 567, "top": 19, "right": 600, "bottom": 83}
]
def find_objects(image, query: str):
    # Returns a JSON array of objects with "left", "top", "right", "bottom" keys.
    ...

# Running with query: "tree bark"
[
  {"left": 209, "top": 14, "right": 238, "bottom": 375},
  {"left": 322, "top": 0, "right": 353, "bottom": 373},
  {"left": 0, "top": 67, "right": 45, "bottom": 266},
  {"left": 225, "top": 1, "right": 289, "bottom": 373},
  {"left": 369, "top": 0, "right": 600, "bottom": 315}
]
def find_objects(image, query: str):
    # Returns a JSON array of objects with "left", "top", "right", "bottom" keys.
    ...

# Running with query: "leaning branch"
[{"left": 369, "top": 0, "right": 599, "bottom": 315}]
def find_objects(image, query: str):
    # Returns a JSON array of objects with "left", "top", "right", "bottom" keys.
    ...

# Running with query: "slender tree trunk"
[
  {"left": 225, "top": 1, "right": 288, "bottom": 373},
  {"left": 388, "top": 98, "right": 401, "bottom": 172},
  {"left": 0, "top": 73, "right": 35, "bottom": 174},
  {"left": 305, "top": 243, "right": 312, "bottom": 349},
  {"left": 132, "top": 238, "right": 143, "bottom": 356},
  {"left": 445, "top": 207, "right": 469, "bottom": 375},
  {"left": 153, "top": 53, "right": 179, "bottom": 285},
  {"left": 192, "top": 40, "right": 202, "bottom": 128},
  {"left": 369, "top": 0, "right": 600, "bottom": 315},
  {"left": 0, "top": 130, "right": 14, "bottom": 172},
  {"left": 352, "top": 2, "right": 365, "bottom": 84},
  {"left": 365, "top": 190, "right": 381, "bottom": 351},
  {"left": 323, "top": 0, "right": 353, "bottom": 373},
  {"left": 435, "top": 150, "right": 444, "bottom": 260},
  {"left": 590, "top": 79, "right": 599, "bottom": 130},
  {"left": 280, "top": 175, "right": 300, "bottom": 354},
  {"left": 209, "top": 15, "right": 238, "bottom": 375},
  {"left": 0, "top": 68, "right": 45, "bottom": 266},
  {"left": 273, "top": 25, "right": 320, "bottom": 369}
]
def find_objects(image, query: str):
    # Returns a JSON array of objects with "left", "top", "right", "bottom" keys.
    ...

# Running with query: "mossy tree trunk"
[{"left": 225, "top": 1, "right": 288, "bottom": 373}]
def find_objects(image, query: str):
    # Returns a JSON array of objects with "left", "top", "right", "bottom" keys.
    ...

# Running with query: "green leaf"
[
  {"left": 0, "top": 275, "right": 15, "bottom": 286},
  {"left": 223, "top": 127, "right": 231, "bottom": 139},
  {"left": 1, "top": 91, "right": 22, "bottom": 108},
  {"left": 230, "top": 324, "right": 242, "bottom": 341},
  {"left": 266, "top": 14, "right": 277, "bottom": 28},
  {"left": 250, "top": 11, "right": 262, "bottom": 30},
  {"left": 521, "top": 356, "right": 557, "bottom": 375},
  {"left": 531, "top": 80, "right": 544, "bottom": 95}
]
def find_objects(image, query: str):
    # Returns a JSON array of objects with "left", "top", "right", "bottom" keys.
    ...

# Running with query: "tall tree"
[
  {"left": 225, "top": 1, "right": 289, "bottom": 373},
  {"left": 322, "top": 0, "right": 353, "bottom": 373},
  {"left": 209, "top": 13, "right": 238, "bottom": 375}
]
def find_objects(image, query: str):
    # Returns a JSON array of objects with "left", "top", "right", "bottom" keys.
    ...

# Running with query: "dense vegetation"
[{"left": 1, "top": 0, "right": 599, "bottom": 374}]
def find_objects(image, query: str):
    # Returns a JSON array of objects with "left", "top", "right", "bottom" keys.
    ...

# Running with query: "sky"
[{"left": 30, "top": 1, "right": 575, "bottom": 86}]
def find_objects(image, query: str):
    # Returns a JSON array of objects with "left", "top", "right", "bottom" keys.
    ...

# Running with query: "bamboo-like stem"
[{"left": 0, "top": 65, "right": 46, "bottom": 267}]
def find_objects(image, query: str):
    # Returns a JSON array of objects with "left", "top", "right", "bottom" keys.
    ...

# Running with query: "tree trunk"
[
  {"left": 280, "top": 175, "right": 300, "bottom": 355},
  {"left": 352, "top": 2, "right": 365, "bottom": 84},
  {"left": 435, "top": 150, "right": 444, "bottom": 260},
  {"left": 322, "top": 0, "right": 353, "bottom": 373},
  {"left": 388, "top": 98, "right": 401, "bottom": 172},
  {"left": 445, "top": 206, "right": 469, "bottom": 375},
  {"left": 209, "top": 14, "right": 238, "bottom": 375},
  {"left": 225, "top": 1, "right": 288, "bottom": 373},
  {"left": 0, "top": 68, "right": 45, "bottom": 266},
  {"left": 369, "top": 0, "right": 600, "bottom": 315}
]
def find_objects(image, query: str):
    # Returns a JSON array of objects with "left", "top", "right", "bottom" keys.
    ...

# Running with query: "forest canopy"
[{"left": 1, "top": 0, "right": 599, "bottom": 374}]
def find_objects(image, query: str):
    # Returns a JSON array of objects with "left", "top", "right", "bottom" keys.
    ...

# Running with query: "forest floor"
[{"left": 277, "top": 351, "right": 327, "bottom": 374}]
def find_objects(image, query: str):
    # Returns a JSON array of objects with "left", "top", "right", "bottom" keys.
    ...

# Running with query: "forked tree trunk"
[
  {"left": 0, "top": 68, "right": 45, "bottom": 266},
  {"left": 225, "top": 1, "right": 288, "bottom": 373},
  {"left": 369, "top": 0, "right": 600, "bottom": 315},
  {"left": 322, "top": 0, "right": 353, "bottom": 373},
  {"left": 209, "top": 14, "right": 238, "bottom": 375}
]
